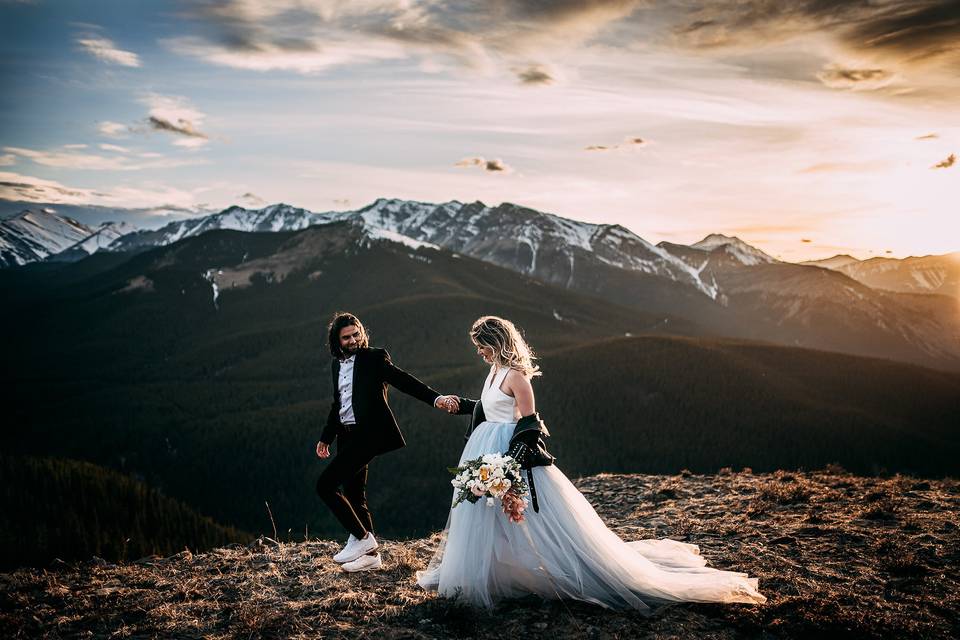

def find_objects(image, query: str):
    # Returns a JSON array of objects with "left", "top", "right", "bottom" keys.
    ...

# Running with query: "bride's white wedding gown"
[{"left": 416, "top": 366, "right": 767, "bottom": 611}]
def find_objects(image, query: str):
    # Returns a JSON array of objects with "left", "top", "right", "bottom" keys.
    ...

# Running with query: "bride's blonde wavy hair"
[{"left": 470, "top": 315, "right": 542, "bottom": 378}]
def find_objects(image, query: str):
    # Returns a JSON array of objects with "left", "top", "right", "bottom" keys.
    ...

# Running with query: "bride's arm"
[{"left": 504, "top": 369, "right": 535, "bottom": 416}]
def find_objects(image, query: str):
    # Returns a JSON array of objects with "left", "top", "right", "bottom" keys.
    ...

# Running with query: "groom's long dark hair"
[{"left": 327, "top": 312, "right": 370, "bottom": 358}]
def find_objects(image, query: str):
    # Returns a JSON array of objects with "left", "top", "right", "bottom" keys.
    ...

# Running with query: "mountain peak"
[
  {"left": 691, "top": 234, "right": 777, "bottom": 266},
  {"left": 799, "top": 254, "right": 862, "bottom": 270},
  {"left": 693, "top": 233, "right": 742, "bottom": 248},
  {"left": 0, "top": 208, "right": 95, "bottom": 267}
]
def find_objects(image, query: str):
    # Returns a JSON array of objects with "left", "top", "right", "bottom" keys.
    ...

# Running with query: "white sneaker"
[
  {"left": 333, "top": 534, "right": 358, "bottom": 563},
  {"left": 342, "top": 552, "right": 382, "bottom": 572},
  {"left": 336, "top": 532, "right": 378, "bottom": 564}
]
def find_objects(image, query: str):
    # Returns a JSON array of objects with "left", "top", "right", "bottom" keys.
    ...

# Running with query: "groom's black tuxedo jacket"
[{"left": 320, "top": 347, "right": 441, "bottom": 455}]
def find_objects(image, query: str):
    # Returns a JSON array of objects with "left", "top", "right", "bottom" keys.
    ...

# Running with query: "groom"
[{"left": 316, "top": 312, "right": 459, "bottom": 572}]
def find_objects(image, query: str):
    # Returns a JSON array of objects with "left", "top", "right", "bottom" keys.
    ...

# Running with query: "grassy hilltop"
[{"left": 2, "top": 469, "right": 958, "bottom": 640}]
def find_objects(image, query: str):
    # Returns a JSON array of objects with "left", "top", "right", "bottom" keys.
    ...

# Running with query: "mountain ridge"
[
  {"left": 0, "top": 208, "right": 94, "bottom": 267},
  {"left": 3, "top": 225, "right": 959, "bottom": 551}
]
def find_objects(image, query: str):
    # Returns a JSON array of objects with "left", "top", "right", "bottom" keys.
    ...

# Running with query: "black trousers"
[{"left": 315, "top": 425, "right": 376, "bottom": 539}]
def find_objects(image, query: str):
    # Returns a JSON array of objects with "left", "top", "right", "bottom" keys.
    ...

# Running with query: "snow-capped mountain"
[
  {"left": 797, "top": 252, "right": 959, "bottom": 297},
  {"left": 9, "top": 197, "right": 957, "bottom": 370},
  {"left": 799, "top": 254, "right": 861, "bottom": 270},
  {"left": 106, "top": 204, "right": 342, "bottom": 253},
  {"left": 353, "top": 198, "right": 719, "bottom": 298},
  {"left": 838, "top": 254, "right": 959, "bottom": 298},
  {"left": 103, "top": 198, "right": 721, "bottom": 298},
  {"left": 50, "top": 221, "right": 138, "bottom": 263},
  {"left": 0, "top": 209, "right": 94, "bottom": 267},
  {"left": 689, "top": 234, "right": 778, "bottom": 266}
]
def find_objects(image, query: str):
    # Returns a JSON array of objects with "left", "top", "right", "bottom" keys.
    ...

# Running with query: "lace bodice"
[{"left": 480, "top": 366, "right": 520, "bottom": 423}]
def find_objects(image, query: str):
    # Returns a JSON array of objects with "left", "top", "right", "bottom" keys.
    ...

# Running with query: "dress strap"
[{"left": 492, "top": 366, "right": 511, "bottom": 391}]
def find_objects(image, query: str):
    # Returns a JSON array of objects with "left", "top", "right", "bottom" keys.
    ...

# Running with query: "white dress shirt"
[{"left": 337, "top": 355, "right": 357, "bottom": 425}]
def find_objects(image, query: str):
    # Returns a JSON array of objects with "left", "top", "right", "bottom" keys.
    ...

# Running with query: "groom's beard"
[{"left": 342, "top": 344, "right": 359, "bottom": 356}]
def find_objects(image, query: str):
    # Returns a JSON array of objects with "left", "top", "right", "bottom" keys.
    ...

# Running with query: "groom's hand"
[
  {"left": 316, "top": 441, "right": 331, "bottom": 458},
  {"left": 434, "top": 395, "right": 460, "bottom": 413}
]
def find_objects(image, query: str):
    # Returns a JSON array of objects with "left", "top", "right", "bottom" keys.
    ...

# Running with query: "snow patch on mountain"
[
  {"left": 106, "top": 204, "right": 344, "bottom": 253},
  {"left": 362, "top": 225, "right": 440, "bottom": 251},
  {"left": 0, "top": 209, "right": 95, "bottom": 267},
  {"left": 692, "top": 234, "right": 778, "bottom": 266},
  {"left": 54, "top": 221, "right": 138, "bottom": 261}
]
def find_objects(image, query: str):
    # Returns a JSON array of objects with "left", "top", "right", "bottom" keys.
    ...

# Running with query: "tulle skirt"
[{"left": 416, "top": 420, "right": 767, "bottom": 611}]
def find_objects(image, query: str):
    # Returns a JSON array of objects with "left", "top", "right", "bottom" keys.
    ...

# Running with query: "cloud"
[
  {"left": 798, "top": 161, "right": 888, "bottom": 174},
  {"left": 514, "top": 64, "right": 555, "bottom": 85},
  {"left": 238, "top": 192, "right": 265, "bottom": 206},
  {"left": 0, "top": 172, "right": 92, "bottom": 203},
  {"left": 98, "top": 121, "right": 130, "bottom": 138},
  {"left": 147, "top": 116, "right": 207, "bottom": 139},
  {"left": 916, "top": 133, "right": 939, "bottom": 140},
  {"left": 163, "top": 35, "right": 409, "bottom": 74},
  {"left": 139, "top": 94, "right": 210, "bottom": 147},
  {"left": 164, "top": 0, "right": 647, "bottom": 78},
  {"left": 3, "top": 146, "right": 206, "bottom": 171},
  {"left": 0, "top": 170, "right": 209, "bottom": 210},
  {"left": 76, "top": 36, "right": 141, "bottom": 67},
  {"left": 455, "top": 156, "right": 513, "bottom": 173},
  {"left": 672, "top": 1, "right": 960, "bottom": 69},
  {"left": 816, "top": 64, "right": 896, "bottom": 90},
  {"left": 0, "top": 154, "right": 16, "bottom": 166},
  {"left": 99, "top": 143, "right": 130, "bottom": 153},
  {"left": 932, "top": 153, "right": 956, "bottom": 169},
  {"left": 584, "top": 136, "right": 646, "bottom": 151}
]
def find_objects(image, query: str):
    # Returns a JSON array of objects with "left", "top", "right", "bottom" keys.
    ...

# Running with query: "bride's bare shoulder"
[{"left": 504, "top": 367, "right": 533, "bottom": 388}]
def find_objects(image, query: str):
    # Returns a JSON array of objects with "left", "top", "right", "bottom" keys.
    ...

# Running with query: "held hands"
[
  {"left": 434, "top": 395, "right": 460, "bottom": 413},
  {"left": 316, "top": 441, "right": 331, "bottom": 458}
]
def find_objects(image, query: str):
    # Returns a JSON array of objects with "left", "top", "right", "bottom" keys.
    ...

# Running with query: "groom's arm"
[
  {"left": 380, "top": 348, "right": 442, "bottom": 407},
  {"left": 320, "top": 361, "right": 340, "bottom": 445},
  {"left": 454, "top": 397, "right": 477, "bottom": 415},
  {"left": 320, "top": 402, "right": 339, "bottom": 445}
]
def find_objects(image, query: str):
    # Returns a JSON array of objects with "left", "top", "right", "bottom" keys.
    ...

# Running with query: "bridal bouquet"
[{"left": 449, "top": 453, "right": 529, "bottom": 523}]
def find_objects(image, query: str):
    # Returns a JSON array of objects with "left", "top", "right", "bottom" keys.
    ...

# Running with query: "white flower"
[{"left": 486, "top": 497, "right": 495, "bottom": 507}]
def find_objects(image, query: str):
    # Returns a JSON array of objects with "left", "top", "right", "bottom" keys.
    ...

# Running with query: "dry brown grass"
[{"left": 2, "top": 469, "right": 958, "bottom": 639}]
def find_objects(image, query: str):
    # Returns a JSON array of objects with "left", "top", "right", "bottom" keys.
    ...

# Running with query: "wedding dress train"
[{"left": 416, "top": 366, "right": 766, "bottom": 611}]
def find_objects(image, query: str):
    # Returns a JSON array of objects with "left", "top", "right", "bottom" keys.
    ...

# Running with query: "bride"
[{"left": 416, "top": 315, "right": 767, "bottom": 612}]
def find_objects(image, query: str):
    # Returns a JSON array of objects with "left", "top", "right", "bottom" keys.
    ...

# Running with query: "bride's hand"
[
  {"left": 316, "top": 441, "right": 330, "bottom": 458},
  {"left": 445, "top": 396, "right": 460, "bottom": 413},
  {"left": 435, "top": 395, "right": 460, "bottom": 413}
]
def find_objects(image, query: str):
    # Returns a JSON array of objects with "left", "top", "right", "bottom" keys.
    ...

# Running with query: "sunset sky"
[{"left": 1, "top": 1, "right": 958, "bottom": 261}]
